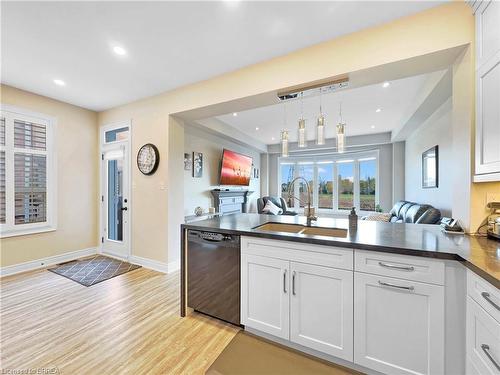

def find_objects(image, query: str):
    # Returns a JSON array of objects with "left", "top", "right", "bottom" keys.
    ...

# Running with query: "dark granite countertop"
[{"left": 182, "top": 213, "right": 500, "bottom": 288}]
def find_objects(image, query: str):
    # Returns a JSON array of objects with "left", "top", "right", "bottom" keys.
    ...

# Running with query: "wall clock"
[{"left": 137, "top": 143, "right": 160, "bottom": 175}]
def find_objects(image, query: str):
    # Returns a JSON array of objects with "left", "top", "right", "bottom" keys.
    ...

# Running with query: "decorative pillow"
[
  {"left": 364, "top": 212, "right": 391, "bottom": 222},
  {"left": 262, "top": 200, "right": 283, "bottom": 215}
]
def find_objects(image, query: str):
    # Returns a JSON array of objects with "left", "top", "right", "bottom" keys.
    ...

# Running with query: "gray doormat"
[{"left": 48, "top": 255, "right": 141, "bottom": 287}]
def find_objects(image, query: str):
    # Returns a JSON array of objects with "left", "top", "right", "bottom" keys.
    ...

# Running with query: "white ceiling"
[
  {"left": 216, "top": 73, "right": 432, "bottom": 144},
  {"left": 1, "top": 1, "right": 444, "bottom": 111}
]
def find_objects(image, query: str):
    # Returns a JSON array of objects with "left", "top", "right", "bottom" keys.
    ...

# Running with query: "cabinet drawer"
[
  {"left": 241, "top": 236, "right": 353, "bottom": 270},
  {"left": 354, "top": 250, "right": 445, "bottom": 285},
  {"left": 467, "top": 297, "right": 500, "bottom": 375},
  {"left": 467, "top": 270, "right": 500, "bottom": 323}
]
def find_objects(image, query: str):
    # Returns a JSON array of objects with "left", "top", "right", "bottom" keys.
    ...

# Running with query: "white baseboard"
[
  {"left": 0, "top": 247, "right": 97, "bottom": 278},
  {"left": 128, "top": 255, "right": 179, "bottom": 274},
  {"left": 167, "top": 259, "right": 180, "bottom": 273}
]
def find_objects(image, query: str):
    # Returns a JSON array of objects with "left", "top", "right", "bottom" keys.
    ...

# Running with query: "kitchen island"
[{"left": 180, "top": 213, "right": 500, "bottom": 375}]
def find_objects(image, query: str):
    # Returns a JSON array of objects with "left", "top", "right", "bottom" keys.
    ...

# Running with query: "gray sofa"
[
  {"left": 257, "top": 196, "right": 298, "bottom": 216},
  {"left": 388, "top": 200, "right": 441, "bottom": 224}
]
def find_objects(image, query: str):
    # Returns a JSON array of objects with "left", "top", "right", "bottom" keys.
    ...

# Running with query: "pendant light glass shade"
[
  {"left": 298, "top": 118, "right": 306, "bottom": 148},
  {"left": 281, "top": 130, "right": 289, "bottom": 157},
  {"left": 316, "top": 114, "right": 325, "bottom": 145},
  {"left": 336, "top": 123, "right": 345, "bottom": 153}
]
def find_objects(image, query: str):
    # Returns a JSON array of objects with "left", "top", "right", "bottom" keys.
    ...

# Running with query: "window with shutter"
[{"left": 0, "top": 106, "right": 56, "bottom": 237}]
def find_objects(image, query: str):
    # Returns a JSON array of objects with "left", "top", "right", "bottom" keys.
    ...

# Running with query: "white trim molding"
[
  {"left": 129, "top": 255, "right": 179, "bottom": 274},
  {"left": 0, "top": 247, "right": 97, "bottom": 277}
]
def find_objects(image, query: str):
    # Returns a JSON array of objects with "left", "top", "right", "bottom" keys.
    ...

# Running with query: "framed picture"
[
  {"left": 193, "top": 152, "right": 203, "bottom": 178},
  {"left": 422, "top": 145, "right": 438, "bottom": 188},
  {"left": 184, "top": 153, "right": 192, "bottom": 171}
]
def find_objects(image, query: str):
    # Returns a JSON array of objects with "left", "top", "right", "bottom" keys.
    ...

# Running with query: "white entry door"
[{"left": 100, "top": 123, "right": 130, "bottom": 259}]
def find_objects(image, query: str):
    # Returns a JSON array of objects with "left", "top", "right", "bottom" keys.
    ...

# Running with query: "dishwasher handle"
[{"left": 188, "top": 230, "right": 238, "bottom": 244}]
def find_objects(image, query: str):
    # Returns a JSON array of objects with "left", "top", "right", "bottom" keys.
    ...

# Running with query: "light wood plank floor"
[{"left": 1, "top": 267, "right": 239, "bottom": 374}]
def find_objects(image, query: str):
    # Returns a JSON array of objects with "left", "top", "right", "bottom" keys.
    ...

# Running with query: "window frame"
[
  {"left": 0, "top": 104, "right": 57, "bottom": 238},
  {"left": 278, "top": 150, "right": 379, "bottom": 215}
]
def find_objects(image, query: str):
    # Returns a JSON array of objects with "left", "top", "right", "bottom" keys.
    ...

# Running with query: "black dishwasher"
[{"left": 187, "top": 230, "right": 240, "bottom": 325}]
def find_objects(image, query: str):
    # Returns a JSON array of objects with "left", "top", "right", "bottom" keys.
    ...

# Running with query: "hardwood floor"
[{"left": 0, "top": 267, "right": 239, "bottom": 374}]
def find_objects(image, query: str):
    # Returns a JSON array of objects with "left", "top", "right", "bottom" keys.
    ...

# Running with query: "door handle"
[
  {"left": 121, "top": 207, "right": 128, "bottom": 211},
  {"left": 378, "top": 280, "right": 414, "bottom": 291},
  {"left": 481, "top": 344, "right": 500, "bottom": 371},
  {"left": 378, "top": 262, "right": 414, "bottom": 271},
  {"left": 292, "top": 271, "right": 296, "bottom": 295},
  {"left": 481, "top": 292, "right": 500, "bottom": 312},
  {"left": 283, "top": 270, "right": 287, "bottom": 294}
]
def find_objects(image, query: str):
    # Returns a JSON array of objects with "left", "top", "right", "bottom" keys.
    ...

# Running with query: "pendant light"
[
  {"left": 337, "top": 103, "right": 346, "bottom": 153},
  {"left": 281, "top": 102, "right": 289, "bottom": 157},
  {"left": 316, "top": 89, "right": 325, "bottom": 145},
  {"left": 297, "top": 92, "right": 306, "bottom": 148}
]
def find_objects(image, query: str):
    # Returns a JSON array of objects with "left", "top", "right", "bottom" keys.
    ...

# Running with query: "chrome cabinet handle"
[
  {"left": 292, "top": 271, "right": 296, "bottom": 295},
  {"left": 481, "top": 344, "right": 500, "bottom": 371},
  {"left": 378, "top": 261, "right": 415, "bottom": 271},
  {"left": 378, "top": 280, "right": 414, "bottom": 291},
  {"left": 481, "top": 292, "right": 500, "bottom": 312},
  {"left": 283, "top": 270, "right": 287, "bottom": 293}
]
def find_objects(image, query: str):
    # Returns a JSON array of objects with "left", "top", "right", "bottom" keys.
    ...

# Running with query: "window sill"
[{"left": 0, "top": 225, "right": 56, "bottom": 238}]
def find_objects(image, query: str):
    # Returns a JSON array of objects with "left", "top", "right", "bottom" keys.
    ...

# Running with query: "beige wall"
[
  {"left": 0, "top": 85, "right": 98, "bottom": 267},
  {"left": 98, "top": 2, "right": 477, "bottom": 266}
]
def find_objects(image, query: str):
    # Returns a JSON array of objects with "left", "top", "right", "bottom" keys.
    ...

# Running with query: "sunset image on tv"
[{"left": 219, "top": 150, "right": 253, "bottom": 186}]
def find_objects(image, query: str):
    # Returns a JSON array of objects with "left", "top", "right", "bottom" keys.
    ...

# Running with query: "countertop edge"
[{"left": 181, "top": 223, "right": 500, "bottom": 289}]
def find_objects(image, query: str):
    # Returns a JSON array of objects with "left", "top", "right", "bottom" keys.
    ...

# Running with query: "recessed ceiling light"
[
  {"left": 371, "top": 125, "right": 376, "bottom": 129},
  {"left": 271, "top": 137, "right": 275, "bottom": 141},
  {"left": 53, "top": 79, "right": 65, "bottom": 86},
  {"left": 233, "top": 112, "right": 238, "bottom": 117},
  {"left": 113, "top": 46, "right": 127, "bottom": 56},
  {"left": 382, "top": 81, "right": 390, "bottom": 88},
  {"left": 255, "top": 127, "right": 260, "bottom": 131},
  {"left": 375, "top": 108, "right": 382, "bottom": 113}
]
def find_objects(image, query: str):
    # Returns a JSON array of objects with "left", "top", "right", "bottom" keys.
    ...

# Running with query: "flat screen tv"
[{"left": 219, "top": 149, "right": 253, "bottom": 186}]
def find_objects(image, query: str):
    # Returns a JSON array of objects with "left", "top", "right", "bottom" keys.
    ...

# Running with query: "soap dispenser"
[{"left": 349, "top": 207, "right": 358, "bottom": 231}]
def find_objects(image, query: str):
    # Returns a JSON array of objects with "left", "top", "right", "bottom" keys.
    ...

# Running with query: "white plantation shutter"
[
  {"left": 14, "top": 120, "right": 47, "bottom": 150},
  {"left": 14, "top": 153, "right": 47, "bottom": 224},
  {"left": 0, "top": 106, "right": 56, "bottom": 237}
]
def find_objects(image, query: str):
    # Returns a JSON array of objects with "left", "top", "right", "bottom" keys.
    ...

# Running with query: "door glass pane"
[
  {"left": 105, "top": 127, "right": 129, "bottom": 143},
  {"left": 297, "top": 163, "right": 314, "bottom": 208},
  {"left": 360, "top": 159, "right": 376, "bottom": 211},
  {"left": 107, "top": 159, "right": 123, "bottom": 241},
  {"left": 14, "top": 153, "right": 47, "bottom": 224},
  {"left": 280, "top": 163, "right": 295, "bottom": 208},
  {"left": 317, "top": 163, "right": 333, "bottom": 209},
  {"left": 0, "top": 151, "right": 5, "bottom": 224},
  {"left": 337, "top": 161, "right": 354, "bottom": 210}
]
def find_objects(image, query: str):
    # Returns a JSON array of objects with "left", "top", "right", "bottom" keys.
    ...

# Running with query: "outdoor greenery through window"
[
  {"left": 317, "top": 162, "right": 333, "bottom": 209},
  {"left": 279, "top": 153, "right": 378, "bottom": 213},
  {"left": 280, "top": 163, "right": 294, "bottom": 208},
  {"left": 359, "top": 158, "right": 377, "bottom": 211},
  {"left": 337, "top": 161, "right": 354, "bottom": 210}
]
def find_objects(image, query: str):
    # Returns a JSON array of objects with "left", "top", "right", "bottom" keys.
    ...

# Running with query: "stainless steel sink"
[
  {"left": 255, "top": 223, "right": 305, "bottom": 234},
  {"left": 254, "top": 223, "right": 348, "bottom": 238},
  {"left": 300, "top": 226, "right": 347, "bottom": 238}
]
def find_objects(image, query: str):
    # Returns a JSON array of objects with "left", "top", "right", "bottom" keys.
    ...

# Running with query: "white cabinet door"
[
  {"left": 290, "top": 262, "right": 353, "bottom": 361},
  {"left": 475, "top": 0, "right": 500, "bottom": 181},
  {"left": 354, "top": 273, "right": 444, "bottom": 375},
  {"left": 241, "top": 254, "right": 290, "bottom": 339},
  {"left": 467, "top": 296, "right": 500, "bottom": 375},
  {"left": 476, "top": 52, "right": 500, "bottom": 178}
]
